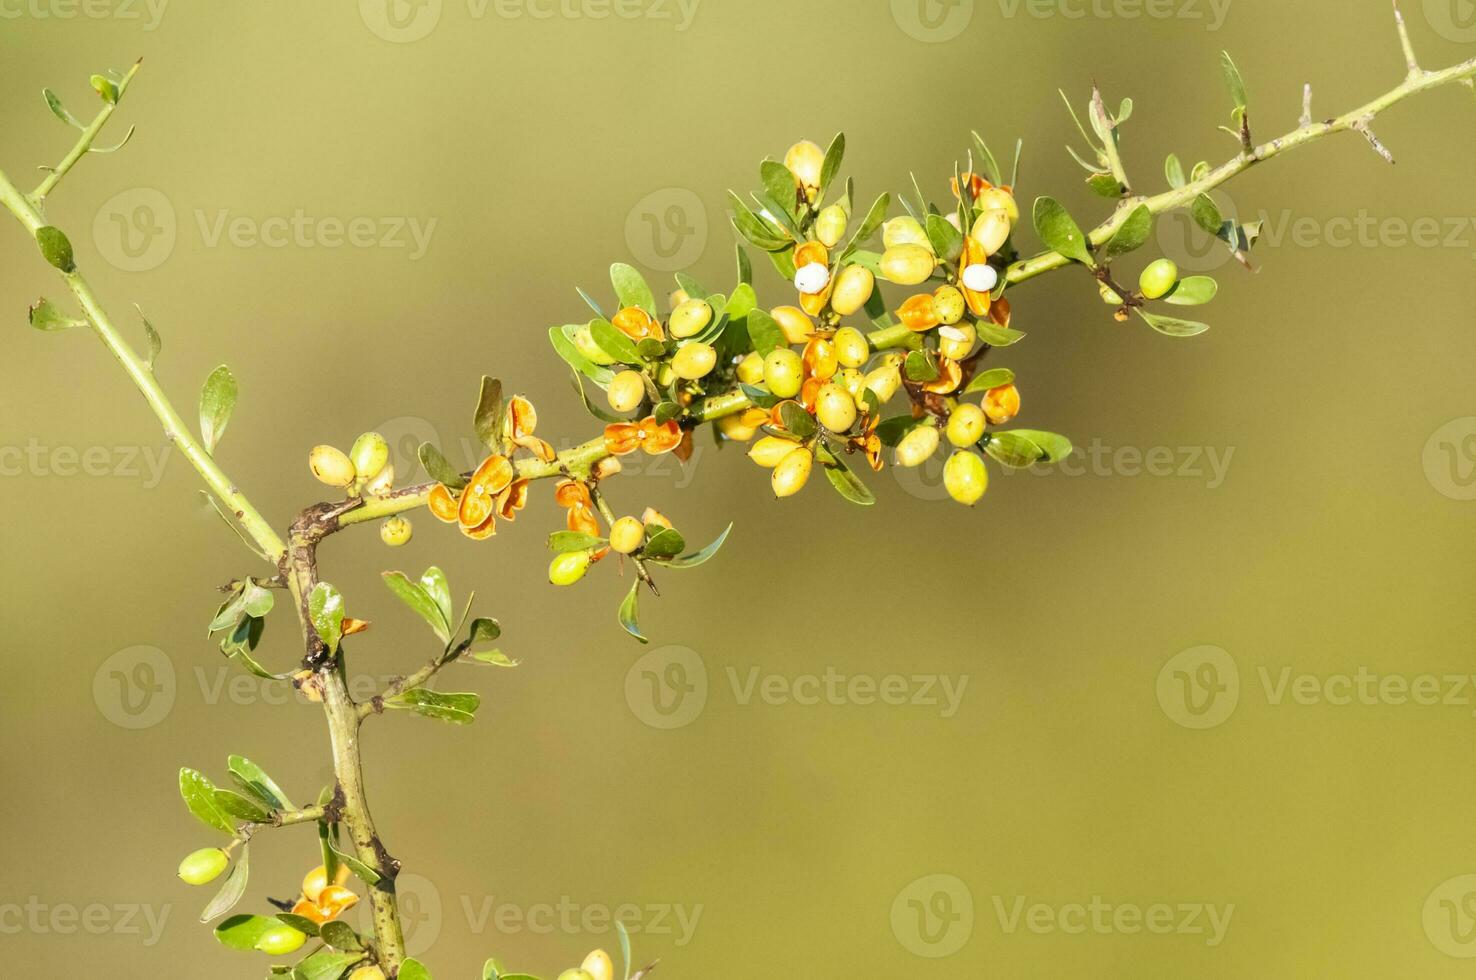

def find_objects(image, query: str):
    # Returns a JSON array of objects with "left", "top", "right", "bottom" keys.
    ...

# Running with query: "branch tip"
[
  {"left": 1393, "top": 0, "right": 1421, "bottom": 76},
  {"left": 1352, "top": 117, "right": 1396, "bottom": 164}
]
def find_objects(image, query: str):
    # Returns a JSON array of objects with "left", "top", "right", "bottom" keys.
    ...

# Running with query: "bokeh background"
[{"left": 4, "top": 1, "right": 1476, "bottom": 976}]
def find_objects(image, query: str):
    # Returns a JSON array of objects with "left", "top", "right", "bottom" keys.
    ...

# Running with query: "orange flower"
[
  {"left": 554, "top": 478, "right": 593, "bottom": 511},
  {"left": 603, "top": 417, "right": 683, "bottom": 456},
  {"left": 801, "top": 336, "right": 837, "bottom": 382},
  {"left": 495, "top": 478, "right": 529, "bottom": 522},
  {"left": 567, "top": 503, "right": 600, "bottom": 536},
  {"left": 458, "top": 454, "right": 514, "bottom": 539},
  {"left": 427, "top": 483, "right": 460, "bottom": 523},
  {"left": 899, "top": 293, "right": 942, "bottom": 332},
  {"left": 921, "top": 357, "right": 963, "bottom": 395},
  {"left": 292, "top": 865, "right": 359, "bottom": 925},
  {"left": 983, "top": 383, "right": 1021, "bottom": 424},
  {"left": 849, "top": 412, "right": 883, "bottom": 471},
  {"left": 612, "top": 306, "right": 664, "bottom": 342},
  {"left": 505, "top": 395, "right": 556, "bottom": 462}
]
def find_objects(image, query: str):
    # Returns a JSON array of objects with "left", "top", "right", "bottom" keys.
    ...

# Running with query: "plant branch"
[
  {"left": 33, "top": 59, "right": 141, "bottom": 203},
  {"left": 1004, "top": 50, "right": 1476, "bottom": 287}
]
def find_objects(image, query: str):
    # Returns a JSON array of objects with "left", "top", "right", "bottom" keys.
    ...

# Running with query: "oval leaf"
[{"left": 198, "top": 365, "right": 237, "bottom": 455}]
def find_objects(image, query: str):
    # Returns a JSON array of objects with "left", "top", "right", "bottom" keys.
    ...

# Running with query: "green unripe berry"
[
  {"left": 557, "top": 971, "right": 595, "bottom": 980},
  {"left": 815, "top": 205, "right": 848, "bottom": 247},
  {"left": 549, "top": 550, "right": 593, "bottom": 586},
  {"left": 254, "top": 924, "right": 307, "bottom": 956},
  {"left": 1139, "top": 259, "right": 1178, "bottom": 300},
  {"left": 1099, "top": 282, "right": 1123, "bottom": 305},
  {"left": 350, "top": 432, "right": 390, "bottom": 482},
  {"left": 668, "top": 298, "right": 713, "bottom": 339},
  {"left": 309, "top": 445, "right": 356, "bottom": 488},
  {"left": 946, "top": 404, "right": 986, "bottom": 448},
  {"left": 573, "top": 325, "right": 619, "bottom": 366},
  {"left": 933, "top": 285, "right": 966, "bottom": 325},
  {"left": 944, "top": 450, "right": 989, "bottom": 506},
  {"left": 177, "top": 847, "right": 229, "bottom": 886},
  {"left": 763, "top": 348, "right": 805, "bottom": 399},
  {"left": 380, "top": 515, "right": 412, "bottom": 547}
]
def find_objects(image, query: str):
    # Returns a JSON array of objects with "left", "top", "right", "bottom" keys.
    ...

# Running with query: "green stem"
[{"left": 1006, "top": 52, "right": 1476, "bottom": 287}]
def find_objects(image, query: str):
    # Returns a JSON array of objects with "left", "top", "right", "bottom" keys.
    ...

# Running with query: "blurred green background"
[{"left": 4, "top": 1, "right": 1476, "bottom": 976}]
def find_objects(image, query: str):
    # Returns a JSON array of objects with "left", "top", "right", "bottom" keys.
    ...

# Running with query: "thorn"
[
  {"left": 1352, "top": 116, "right": 1396, "bottom": 164},
  {"left": 1393, "top": 0, "right": 1421, "bottom": 77},
  {"left": 1300, "top": 83, "right": 1313, "bottom": 127}
]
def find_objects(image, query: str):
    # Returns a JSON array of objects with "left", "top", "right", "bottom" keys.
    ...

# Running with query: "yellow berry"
[
  {"left": 1139, "top": 258, "right": 1179, "bottom": 300},
  {"left": 895, "top": 425, "right": 940, "bottom": 467},
  {"left": 668, "top": 288, "right": 691, "bottom": 309},
  {"left": 771, "top": 447, "right": 813, "bottom": 497},
  {"left": 609, "top": 517, "right": 644, "bottom": 555},
  {"left": 255, "top": 925, "right": 307, "bottom": 956},
  {"left": 937, "top": 323, "right": 976, "bottom": 362},
  {"left": 944, "top": 450, "right": 989, "bottom": 506},
  {"left": 882, "top": 216, "right": 931, "bottom": 250},
  {"left": 763, "top": 349, "right": 805, "bottom": 399},
  {"left": 862, "top": 363, "right": 902, "bottom": 403},
  {"left": 549, "top": 551, "right": 593, "bottom": 586},
  {"left": 833, "top": 327, "right": 870, "bottom": 368},
  {"left": 978, "top": 186, "right": 1020, "bottom": 223},
  {"left": 829, "top": 265, "right": 875, "bottom": 316},
  {"left": 668, "top": 298, "right": 713, "bottom": 339},
  {"left": 933, "top": 285, "right": 966, "bottom": 325},
  {"left": 784, "top": 140, "right": 825, "bottom": 197},
  {"left": 607, "top": 370, "right": 646, "bottom": 414},
  {"left": 946, "top": 404, "right": 986, "bottom": 447},
  {"left": 970, "top": 205, "right": 1013, "bottom": 255},
  {"left": 177, "top": 848, "right": 229, "bottom": 886},
  {"left": 815, "top": 383, "right": 858, "bottom": 433},
  {"left": 879, "top": 244, "right": 936, "bottom": 286},
  {"left": 815, "top": 205, "right": 848, "bottom": 247},
  {"left": 749, "top": 435, "right": 801, "bottom": 468},
  {"left": 379, "top": 515, "right": 413, "bottom": 547},
  {"left": 582, "top": 950, "right": 616, "bottom": 980},
  {"left": 771, "top": 306, "right": 815, "bottom": 344},
  {"left": 718, "top": 412, "right": 759, "bottom": 442},
  {"left": 737, "top": 351, "right": 766, "bottom": 385},
  {"left": 557, "top": 971, "right": 594, "bottom": 980},
  {"left": 350, "top": 432, "right": 390, "bottom": 483},
  {"left": 671, "top": 342, "right": 717, "bottom": 380},
  {"left": 309, "top": 445, "right": 356, "bottom": 488},
  {"left": 348, "top": 968, "right": 387, "bottom": 980}
]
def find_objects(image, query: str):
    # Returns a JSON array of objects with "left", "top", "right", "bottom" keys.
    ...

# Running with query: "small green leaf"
[
  {"left": 975, "top": 322, "right": 1026, "bottom": 347},
  {"left": 274, "top": 914, "right": 321, "bottom": 938},
  {"left": 198, "top": 365, "right": 237, "bottom": 455},
  {"left": 904, "top": 350, "right": 939, "bottom": 383},
  {"left": 925, "top": 213, "right": 963, "bottom": 262},
  {"left": 43, "top": 88, "right": 83, "bottom": 128},
  {"left": 199, "top": 845, "right": 249, "bottom": 922},
  {"left": 473, "top": 377, "right": 506, "bottom": 454},
  {"left": 385, "top": 689, "right": 481, "bottom": 725},
  {"left": 643, "top": 528, "right": 686, "bottom": 559},
  {"left": 399, "top": 960, "right": 433, "bottom": 980},
  {"left": 1164, "top": 276, "right": 1219, "bottom": 306},
  {"left": 549, "top": 531, "right": 604, "bottom": 553},
  {"left": 1190, "top": 194, "right": 1224, "bottom": 235},
  {"left": 227, "top": 756, "right": 294, "bottom": 811},
  {"left": 466, "top": 617, "right": 502, "bottom": 648},
  {"left": 1221, "top": 50, "right": 1249, "bottom": 117},
  {"left": 27, "top": 297, "right": 84, "bottom": 331},
  {"left": 419, "top": 442, "right": 468, "bottom": 490},
  {"left": 213, "top": 789, "right": 270, "bottom": 824},
  {"left": 1032, "top": 197, "right": 1093, "bottom": 265},
  {"left": 308, "top": 582, "right": 345, "bottom": 655},
  {"left": 728, "top": 192, "right": 789, "bottom": 251},
  {"left": 735, "top": 243, "right": 752, "bottom": 285},
  {"left": 819, "top": 132, "right": 845, "bottom": 194},
  {"left": 323, "top": 841, "right": 382, "bottom": 887},
  {"left": 135, "top": 305, "right": 162, "bottom": 370},
  {"left": 777, "top": 401, "right": 817, "bottom": 439},
  {"left": 550, "top": 326, "right": 615, "bottom": 385},
  {"left": 1137, "top": 309, "right": 1210, "bottom": 337},
  {"left": 292, "top": 949, "right": 365, "bottom": 980},
  {"left": 318, "top": 921, "right": 363, "bottom": 952},
  {"left": 90, "top": 73, "right": 119, "bottom": 104},
  {"left": 419, "top": 567, "right": 453, "bottom": 629},
  {"left": 649, "top": 522, "right": 733, "bottom": 569},
  {"left": 746, "top": 308, "right": 785, "bottom": 357},
  {"left": 874, "top": 415, "right": 925, "bottom": 448},
  {"left": 381, "top": 571, "right": 451, "bottom": 645},
  {"left": 1100, "top": 205, "right": 1153, "bottom": 261},
  {"left": 591, "top": 317, "right": 641, "bottom": 364},
  {"left": 984, "top": 430, "right": 1074, "bottom": 468},
  {"left": 618, "top": 579, "right": 648, "bottom": 644},
  {"left": 962, "top": 367, "right": 1017, "bottom": 395},
  {"left": 611, "top": 262, "right": 656, "bottom": 315},
  {"left": 822, "top": 452, "right": 876, "bottom": 506},
  {"left": 841, "top": 193, "right": 890, "bottom": 259},
  {"left": 1087, "top": 172, "right": 1124, "bottom": 198},
  {"left": 760, "top": 160, "right": 800, "bottom": 221},
  {"left": 1164, "top": 153, "right": 1186, "bottom": 189},
  {"left": 36, "top": 226, "right": 75, "bottom": 272},
  {"left": 179, "top": 768, "right": 236, "bottom": 835}
]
